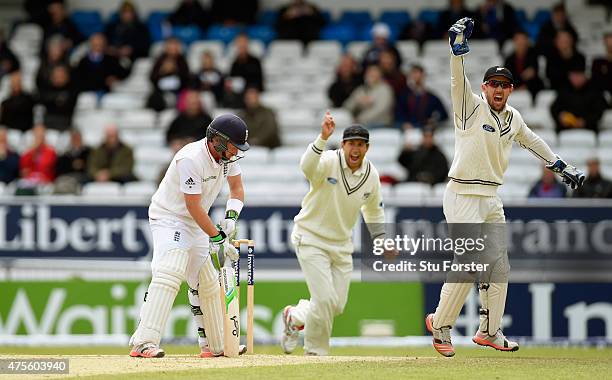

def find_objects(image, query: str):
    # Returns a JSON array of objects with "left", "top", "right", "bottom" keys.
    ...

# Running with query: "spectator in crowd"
[
  {"left": 536, "top": 3, "right": 578, "bottom": 59},
  {"left": 275, "top": 0, "right": 325, "bottom": 45},
  {"left": 37, "top": 65, "right": 76, "bottom": 131},
  {"left": 36, "top": 35, "right": 69, "bottom": 92},
  {"left": 168, "top": 0, "right": 211, "bottom": 31},
  {"left": 379, "top": 49, "right": 407, "bottom": 98},
  {"left": 573, "top": 158, "right": 612, "bottom": 198},
  {"left": 528, "top": 166, "right": 567, "bottom": 198},
  {"left": 504, "top": 30, "right": 544, "bottom": 102},
  {"left": 343, "top": 65, "right": 394, "bottom": 128},
  {"left": 147, "top": 37, "right": 190, "bottom": 111},
  {"left": 55, "top": 129, "right": 90, "bottom": 184},
  {"left": 238, "top": 86, "right": 281, "bottom": 149},
  {"left": 362, "top": 23, "right": 402, "bottom": 70},
  {"left": 395, "top": 64, "right": 448, "bottom": 130},
  {"left": 546, "top": 30, "right": 586, "bottom": 91},
  {"left": 397, "top": 127, "right": 448, "bottom": 185},
  {"left": 0, "top": 127, "right": 20, "bottom": 184},
  {"left": 42, "top": 1, "right": 84, "bottom": 50},
  {"left": 327, "top": 54, "right": 361, "bottom": 108},
  {"left": 0, "top": 71, "right": 35, "bottom": 132},
  {"left": 474, "top": 0, "right": 517, "bottom": 46},
  {"left": 0, "top": 29, "right": 20, "bottom": 80},
  {"left": 88, "top": 125, "right": 136, "bottom": 183},
  {"left": 229, "top": 34, "right": 264, "bottom": 92},
  {"left": 73, "top": 33, "right": 129, "bottom": 93},
  {"left": 194, "top": 51, "right": 225, "bottom": 104},
  {"left": 550, "top": 64, "right": 607, "bottom": 133},
  {"left": 438, "top": 0, "right": 475, "bottom": 38},
  {"left": 211, "top": 0, "right": 258, "bottom": 25},
  {"left": 19, "top": 124, "right": 57, "bottom": 185},
  {"left": 104, "top": 1, "right": 151, "bottom": 64},
  {"left": 591, "top": 32, "right": 612, "bottom": 99},
  {"left": 165, "top": 90, "right": 212, "bottom": 146},
  {"left": 24, "top": 0, "right": 55, "bottom": 26}
]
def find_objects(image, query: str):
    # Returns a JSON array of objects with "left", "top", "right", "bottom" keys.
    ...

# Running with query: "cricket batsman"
[
  {"left": 129, "top": 114, "right": 249, "bottom": 358},
  {"left": 280, "top": 112, "right": 390, "bottom": 356},
  {"left": 425, "top": 18, "right": 585, "bottom": 357}
]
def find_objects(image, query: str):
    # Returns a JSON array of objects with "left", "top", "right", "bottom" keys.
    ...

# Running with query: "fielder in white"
[
  {"left": 129, "top": 114, "right": 249, "bottom": 358},
  {"left": 280, "top": 112, "right": 389, "bottom": 356},
  {"left": 425, "top": 18, "right": 585, "bottom": 357}
]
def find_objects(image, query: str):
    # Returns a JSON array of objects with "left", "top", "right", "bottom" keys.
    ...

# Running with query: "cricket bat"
[{"left": 221, "top": 261, "right": 240, "bottom": 358}]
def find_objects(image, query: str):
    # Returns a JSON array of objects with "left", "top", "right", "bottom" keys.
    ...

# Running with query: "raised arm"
[
  {"left": 448, "top": 18, "right": 480, "bottom": 130},
  {"left": 300, "top": 111, "right": 335, "bottom": 183}
]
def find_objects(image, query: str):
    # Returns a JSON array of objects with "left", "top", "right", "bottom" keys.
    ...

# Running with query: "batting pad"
[
  {"left": 188, "top": 287, "right": 208, "bottom": 349},
  {"left": 198, "top": 258, "right": 224, "bottom": 355},
  {"left": 130, "top": 248, "right": 188, "bottom": 346},
  {"left": 433, "top": 282, "right": 473, "bottom": 329},
  {"left": 478, "top": 282, "right": 508, "bottom": 335}
]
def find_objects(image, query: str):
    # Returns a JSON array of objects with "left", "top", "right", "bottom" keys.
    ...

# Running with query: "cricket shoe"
[
  {"left": 130, "top": 342, "right": 165, "bottom": 358},
  {"left": 200, "top": 344, "right": 247, "bottom": 358},
  {"left": 473, "top": 330, "right": 519, "bottom": 352},
  {"left": 280, "top": 305, "right": 303, "bottom": 354},
  {"left": 425, "top": 313, "right": 455, "bottom": 357}
]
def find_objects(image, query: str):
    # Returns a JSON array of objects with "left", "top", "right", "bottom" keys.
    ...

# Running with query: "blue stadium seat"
[
  {"left": 247, "top": 25, "right": 276, "bottom": 45},
  {"left": 320, "top": 10, "right": 333, "bottom": 25},
  {"left": 171, "top": 25, "right": 202, "bottom": 46},
  {"left": 338, "top": 11, "right": 373, "bottom": 28},
  {"left": 515, "top": 9, "right": 528, "bottom": 26},
  {"left": 147, "top": 11, "right": 170, "bottom": 42},
  {"left": 320, "top": 24, "right": 357, "bottom": 45},
  {"left": 379, "top": 11, "right": 411, "bottom": 30},
  {"left": 71, "top": 10, "right": 103, "bottom": 37},
  {"left": 523, "top": 22, "right": 541, "bottom": 41},
  {"left": 257, "top": 10, "right": 278, "bottom": 26},
  {"left": 533, "top": 9, "right": 551, "bottom": 27},
  {"left": 207, "top": 24, "right": 243, "bottom": 44},
  {"left": 417, "top": 9, "right": 440, "bottom": 26}
]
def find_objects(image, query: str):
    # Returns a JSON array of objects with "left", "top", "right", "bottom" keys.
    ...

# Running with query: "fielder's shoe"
[
  {"left": 130, "top": 342, "right": 165, "bottom": 358},
  {"left": 473, "top": 330, "right": 519, "bottom": 352},
  {"left": 200, "top": 344, "right": 247, "bottom": 358},
  {"left": 280, "top": 305, "right": 303, "bottom": 354},
  {"left": 425, "top": 313, "right": 455, "bottom": 357}
]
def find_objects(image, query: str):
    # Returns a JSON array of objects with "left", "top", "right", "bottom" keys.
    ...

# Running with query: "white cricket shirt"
[{"left": 149, "top": 138, "right": 241, "bottom": 227}]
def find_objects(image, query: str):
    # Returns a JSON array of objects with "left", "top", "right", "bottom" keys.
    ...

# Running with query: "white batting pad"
[
  {"left": 198, "top": 258, "right": 224, "bottom": 355},
  {"left": 478, "top": 282, "right": 508, "bottom": 335},
  {"left": 130, "top": 248, "right": 188, "bottom": 346},
  {"left": 433, "top": 282, "right": 473, "bottom": 329}
]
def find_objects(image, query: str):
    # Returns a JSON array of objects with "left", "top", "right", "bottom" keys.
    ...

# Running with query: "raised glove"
[
  {"left": 209, "top": 229, "right": 239, "bottom": 270},
  {"left": 448, "top": 17, "right": 474, "bottom": 56},
  {"left": 546, "top": 157, "right": 585, "bottom": 190},
  {"left": 219, "top": 209, "right": 238, "bottom": 241}
]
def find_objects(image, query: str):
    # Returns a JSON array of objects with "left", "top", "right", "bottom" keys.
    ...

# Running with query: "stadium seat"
[
  {"left": 260, "top": 91, "right": 296, "bottom": 110},
  {"left": 82, "top": 182, "right": 122, "bottom": 197},
  {"left": 122, "top": 130, "right": 165, "bottom": 148},
  {"left": 188, "top": 40, "right": 225, "bottom": 71},
  {"left": 135, "top": 147, "right": 173, "bottom": 166},
  {"left": 597, "top": 147, "right": 612, "bottom": 165},
  {"left": 523, "top": 107, "right": 555, "bottom": 130},
  {"left": 7, "top": 129, "right": 22, "bottom": 151},
  {"left": 149, "top": 40, "right": 166, "bottom": 58},
  {"left": 379, "top": 10, "right": 411, "bottom": 30},
  {"left": 509, "top": 90, "right": 532, "bottom": 110},
  {"left": 423, "top": 40, "right": 450, "bottom": 59},
  {"left": 557, "top": 146, "right": 595, "bottom": 166},
  {"left": 307, "top": 41, "right": 342, "bottom": 62},
  {"left": 558, "top": 130, "right": 597, "bottom": 148},
  {"left": 504, "top": 164, "right": 541, "bottom": 186},
  {"left": 432, "top": 182, "right": 447, "bottom": 200},
  {"left": 123, "top": 181, "right": 157, "bottom": 198},
  {"left": 417, "top": 9, "right": 440, "bottom": 27},
  {"left": 281, "top": 130, "right": 317, "bottom": 147},
  {"left": 393, "top": 182, "right": 431, "bottom": 201},
  {"left": 240, "top": 146, "right": 270, "bottom": 167},
  {"left": 226, "top": 39, "right": 265, "bottom": 59},
  {"left": 135, "top": 163, "right": 164, "bottom": 182},
  {"left": 117, "top": 109, "right": 157, "bottom": 130},
  {"left": 247, "top": 25, "right": 277, "bottom": 45},
  {"left": 75, "top": 92, "right": 98, "bottom": 111},
  {"left": 370, "top": 128, "right": 402, "bottom": 147},
  {"left": 158, "top": 109, "right": 178, "bottom": 129},
  {"left": 599, "top": 130, "right": 612, "bottom": 147},
  {"left": 397, "top": 41, "right": 419, "bottom": 62},
  {"left": 240, "top": 165, "right": 304, "bottom": 185},
  {"left": 147, "top": 11, "right": 170, "bottom": 42},
  {"left": 534, "top": 129, "right": 557, "bottom": 148},
  {"left": 257, "top": 9, "right": 278, "bottom": 26},
  {"left": 320, "top": 24, "right": 358, "bottom": 45},
  {"left": 70, "top": 11, "right": 103, "bottom": 37},
  {"left": 346, "top": 41, "right": 369, "bottom": 60},
  {"left": 601, "top": 110, "right": 612, "bottom": 130},
  {"left": 206, "top": 24, "right": 242, "bottom": 44},
  {"left": 535, "top": 90, "right": 556, "bottom": 110},
  {"left": 367, "top": 146, "right": 400, "bottom": 166},
  {"left": 101, "top": 93, "right": 145, "bottom": 110},
  {"left": 497, "top": 183, "right": 528, "bottom": 201},
  {"left": 277, "top": 109, "right": 317, "bottom": 130},
  {"left": 338, "top": 11, "right": 373, "bottom": 29},
  {"left": 171, "top": 25, "right": 203, "bottom": 46},
  {"left": 532, "top": 9, "right": 551, "bottom": 27},
  {"left": 270, "top": 146, "right": 304, "bottom": 166},
  {"left": 295, "top": 92, "right": 329, "bottom": 111},
  {"left": 268, "top": 40, "right": 303, "bottom": 59}
]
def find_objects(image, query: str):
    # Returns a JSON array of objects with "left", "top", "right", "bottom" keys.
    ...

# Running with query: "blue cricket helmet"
[{"left": 206, "top": 114, "right": 250, "bottom": 152}]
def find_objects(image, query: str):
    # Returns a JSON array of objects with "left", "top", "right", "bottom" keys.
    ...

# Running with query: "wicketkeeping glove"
[
  {"left": 448, "top": 17, "right": 474, "bottom": 56},
  {"left": 209, "top": 229, "right": 239, "bottom": 270},
  {"left": 546, "top": 156, "right": 586, "bottom": 190}
]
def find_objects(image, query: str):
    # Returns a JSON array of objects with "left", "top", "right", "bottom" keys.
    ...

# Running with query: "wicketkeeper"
[
  {"left": 425, "top": 18, "right": 585, "bottom": 357},
  {"left": 130, "top": 114, "right": 249, "bottom": 358}
]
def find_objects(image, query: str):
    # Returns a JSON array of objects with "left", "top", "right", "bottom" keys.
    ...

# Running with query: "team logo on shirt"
[
  {"left": 482, "top": 124, "right": 496, "bottom": 133},
  {"left": 174, "top": 231, "right": 181, "bottom": 242},
  {"left": 327, "top": 177, "right": 338, "bottom": 185},
  {"left": 185, "top": 177, "right": 196, "bottom": 188}
]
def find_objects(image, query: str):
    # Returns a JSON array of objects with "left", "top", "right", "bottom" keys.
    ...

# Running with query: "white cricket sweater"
[
  {"left": 293, "top": 135, "right": 386, "bottom": 247},
  {"left": 448, "top": 53, "right": 558, "bottom": 196}
]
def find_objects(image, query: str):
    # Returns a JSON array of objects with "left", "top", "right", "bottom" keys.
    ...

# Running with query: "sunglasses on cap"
[{"left": 486, "top": 79, "right": 513, "bottom": 89}]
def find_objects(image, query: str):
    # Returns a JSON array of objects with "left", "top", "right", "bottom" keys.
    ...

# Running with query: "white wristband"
[{"left": 226, "top": 198, "right": 244, "bottom": 216}]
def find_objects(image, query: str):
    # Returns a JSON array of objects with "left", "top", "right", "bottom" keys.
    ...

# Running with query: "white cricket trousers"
[{"left": 290, "top": 231, "right": 353, "bottom": 356}]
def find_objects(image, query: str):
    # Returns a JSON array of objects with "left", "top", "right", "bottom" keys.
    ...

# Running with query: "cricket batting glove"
[
  {"left": 448, "top": 17, "right": 474, "bottom": 56},
  {"left": 210, "top": 229, "right": 239, "bottom": 270},
  {"left": 546, "top": 156, "right": 585, "bottom": 190},
  {"left": 219, "top": 199, "right": 243, "bottom": 241}
]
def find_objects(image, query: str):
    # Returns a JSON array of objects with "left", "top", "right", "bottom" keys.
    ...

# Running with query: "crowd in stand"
[{"left": 0, "top": 0, "right": 611, "bottom": 198}]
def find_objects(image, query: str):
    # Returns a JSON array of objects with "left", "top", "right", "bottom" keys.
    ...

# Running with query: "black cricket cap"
[
  {"left": 483, "top": 66, "right": 514, "bottom": 84},
  {"left": 342, "top": 125, "right": 369, "bottom": 143}
]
